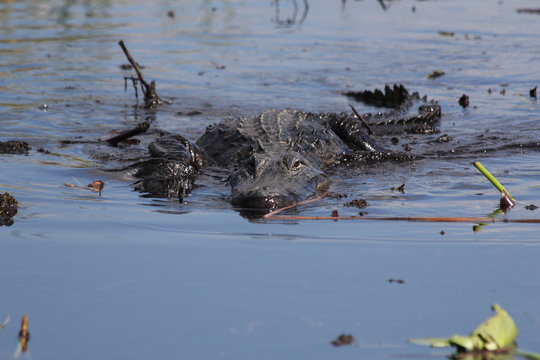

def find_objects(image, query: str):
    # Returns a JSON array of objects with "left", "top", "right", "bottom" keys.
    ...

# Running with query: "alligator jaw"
[{"left": 230, "top": 193, "right": 295, "bottom": 210}]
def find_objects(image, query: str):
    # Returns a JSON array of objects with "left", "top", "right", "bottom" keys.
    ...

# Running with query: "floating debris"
[
  {"left": 344, "top": 198, "right": 370, "bottom": 208},
  {"left": 211, "top": 61, "right": 226, "bottom": 70},
  {"left": 326, "top": 193, "right": 347, "bottom": 200},
  {"left": 64, "top": 180, "right": 105, "bottom": 196},
  {"left": 517, "top": 8, "right": 540, "bottom": 14},
  {"left": 0, "top": 314, "right": 9, "bottom": 330},
  {"left": 331, "top": 333, "right": 356, "bottom": 347},
  {"left": 15, "top": 315, "right": 30, "bottom": 358},
  {"left": 438, "top": 31, "right": 455, "bottom": 37},
  {"left": 458, "top": 94, "right": 469, "bottom": 108},
  {"left": 427, "top": 70, "right": 445, "bottom": 79},
  {"left": 388, "top": 278, "right": 405, "bottom": 284},
  {"left": 530, "top": 86, "right": 537, "bottom": 98},
  {"left": 391, "top": 183, "right": 405, "bottom": 193},
  {"left": 500, "top": 192, "right": 515, "bottom": 212},
  {"left": 88, "top": 180, "right": 105, "bottom": 195}
]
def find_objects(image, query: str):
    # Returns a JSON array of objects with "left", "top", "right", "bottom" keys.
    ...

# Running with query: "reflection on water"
[
  {"left": 51, "top": 0, "right": 112, "bottom": 24},
  {"left": 273, "top": 0, "right": 309, "bottom": 25}
]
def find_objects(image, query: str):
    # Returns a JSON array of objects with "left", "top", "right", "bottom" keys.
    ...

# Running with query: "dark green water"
[{"left": 1, "top": 1, "right": 539, "bottom": 359}]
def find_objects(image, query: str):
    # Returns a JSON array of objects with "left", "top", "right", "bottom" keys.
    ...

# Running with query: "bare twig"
[
  {"left": 105, "top": 122, "right": 149, "bottom": 146},
  {"left": 263, "top": 192, "right": 540, "bottom": 223},
  {"left": 118, "top": 40, "right": 162, "bottom": 107},
  {"left": 262, "top": 191, "right": 328, "bottom": 219},
  {"left": 349, "top": 104, "right": 374, "bottom": 135},
  {"left": 265, "top": 214, "right": 540, "bottom": 223}
]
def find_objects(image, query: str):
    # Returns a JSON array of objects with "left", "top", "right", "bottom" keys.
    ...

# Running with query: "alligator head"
[{"left": 228, "top": 152, "right": 326, "bottom": 209}]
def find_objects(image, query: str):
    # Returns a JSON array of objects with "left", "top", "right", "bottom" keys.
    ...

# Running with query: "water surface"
[{"left": 1, "top": 1, "right": 540, "bottom": 359}]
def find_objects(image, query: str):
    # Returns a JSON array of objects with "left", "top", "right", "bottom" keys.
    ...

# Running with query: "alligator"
[{"left": 130, "top": 84, "right": 441, "bottom": 210}]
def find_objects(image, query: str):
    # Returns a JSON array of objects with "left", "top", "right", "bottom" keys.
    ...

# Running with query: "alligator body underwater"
[{"left": 131, "top": 85, "right": 441, "bottom": 210}]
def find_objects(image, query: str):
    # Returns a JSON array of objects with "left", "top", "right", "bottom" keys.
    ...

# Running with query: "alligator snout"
[{"left": 228, "top": 153, "right": 323, "bottom": 209}]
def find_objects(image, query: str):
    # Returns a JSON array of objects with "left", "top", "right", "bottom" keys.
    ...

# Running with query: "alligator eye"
[{"left": 292, "top": 159, "right": 301, "bottom": 168}]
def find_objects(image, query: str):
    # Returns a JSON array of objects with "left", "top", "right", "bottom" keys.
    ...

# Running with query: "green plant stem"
[{"left": 473, "top": 161, "right": 515, "bottom": 201}]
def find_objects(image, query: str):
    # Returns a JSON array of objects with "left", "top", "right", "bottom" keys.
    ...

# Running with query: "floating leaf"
[{"left": 409, "top": 304, "right": 517, "bottom": 352}]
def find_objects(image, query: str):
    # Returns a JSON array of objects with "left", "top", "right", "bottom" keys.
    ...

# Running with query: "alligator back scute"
[{"left": 197, "top": 109, "right": 352, "bottom": 170}]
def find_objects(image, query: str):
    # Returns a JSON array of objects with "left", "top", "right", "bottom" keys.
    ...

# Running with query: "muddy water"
[{"left": 1, "top": 1, "right": 540, "bottom": 359}]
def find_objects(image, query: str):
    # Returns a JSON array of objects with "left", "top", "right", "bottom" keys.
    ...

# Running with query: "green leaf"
[
  {"left": 470, "top": 304, "right": 518, "bottom": 350},
  {"left": 409, "top": 304, "right": 517, "bottom": 352},
  {"left": 448, "top": 334, "right": 484, "bottom": 351},
  {"left": 408, "top": 337, "right": 451, "bottom": 348}
]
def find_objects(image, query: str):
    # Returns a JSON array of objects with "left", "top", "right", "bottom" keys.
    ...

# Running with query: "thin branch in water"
[
  {"left": 263, "top": 192, "right": 540, "bottom": 223},
  {"left": 266, "top": 213, "right": 540, "bottom": 223},
  {"left": 263, "top": 191, "right": 328, "bottom": 219},
  {"left": 118, "top": 40, "right": 162, "bottom": 108},
  {"left": 105, "top": 122, "right": 149, "bottom": 147},
  {"left": 349, "top": 104, "right": 374, "bottom": 135}
]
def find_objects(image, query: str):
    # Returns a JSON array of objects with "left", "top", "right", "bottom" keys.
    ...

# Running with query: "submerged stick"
[{"left": 473, "top": 161, "right": 515, "bottom": 201}]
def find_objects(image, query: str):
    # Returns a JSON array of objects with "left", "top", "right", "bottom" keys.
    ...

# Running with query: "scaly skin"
[{"left": 132, "top": 85, "right": 441, "bottom": 210}]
